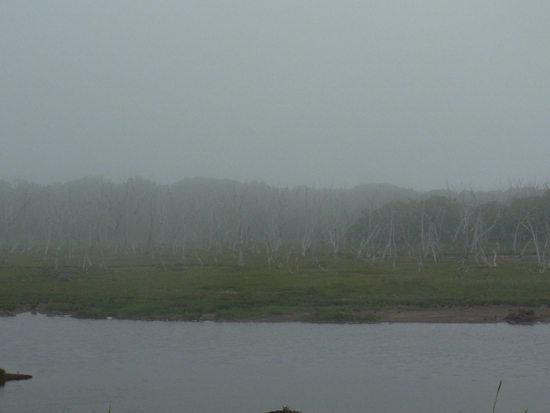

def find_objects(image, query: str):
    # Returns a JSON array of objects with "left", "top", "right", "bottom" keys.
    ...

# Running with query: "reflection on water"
[{"left": 1, "top": 313, "right": 549, "bottom": 413}]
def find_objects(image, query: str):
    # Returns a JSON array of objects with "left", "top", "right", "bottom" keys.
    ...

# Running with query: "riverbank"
[
  {"left": 2, "top": 252, "right": 550, "bottom": 323},
  {"left": 378, "top": 305, "right": 550, "bottom": 323},
  {"left": 4, "top": 303, "right": 550, "bottom": 324}
]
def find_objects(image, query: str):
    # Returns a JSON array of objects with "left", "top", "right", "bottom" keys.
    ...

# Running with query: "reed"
[{"left": 492, "top": 381, "right": 528, "bottom": 413}]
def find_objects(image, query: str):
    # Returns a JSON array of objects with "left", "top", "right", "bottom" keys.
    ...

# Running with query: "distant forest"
[{"left": 1, "top": 176, "right": 550, "bottom": 269}]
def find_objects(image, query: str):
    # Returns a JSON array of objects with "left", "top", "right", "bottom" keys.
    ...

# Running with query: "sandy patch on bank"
[{"left": 378, "top": 306, "right": 550, "bottom": 323}]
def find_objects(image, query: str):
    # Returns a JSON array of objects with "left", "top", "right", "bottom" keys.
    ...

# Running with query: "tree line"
[
  {"left": 350, "top": 187, "right": 550, "bottom": 270},
  {"left": 0, "top": 176, "right": 548, "bottom": 269}
]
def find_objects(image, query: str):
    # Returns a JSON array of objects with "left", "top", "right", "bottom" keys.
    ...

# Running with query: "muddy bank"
[
  {"left": 3, "top": 303, "right": 550, "bottom": 324},
  {"left": 378, "top": 305, "right": 550, "bottom": 324},
  {"left": 242, "top": 306, "right": 550, "bottom": 324}
]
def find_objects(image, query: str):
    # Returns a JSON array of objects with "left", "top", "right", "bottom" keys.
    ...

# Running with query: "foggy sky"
[{"left": 1, "top": 1, "right": 549, "bottom": 190}]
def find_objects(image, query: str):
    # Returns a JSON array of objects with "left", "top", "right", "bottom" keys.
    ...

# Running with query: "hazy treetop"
[{"left": 1, "top": 1, "right": 549, "bottom": 190}]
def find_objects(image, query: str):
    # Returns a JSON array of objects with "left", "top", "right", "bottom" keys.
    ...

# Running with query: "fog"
[{"left": 1, "top": 1, "right": 549, "bottom": 190}]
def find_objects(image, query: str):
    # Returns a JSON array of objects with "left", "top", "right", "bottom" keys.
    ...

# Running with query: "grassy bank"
[{"left": 1, "top": 250, "right": 550, "bottom": 322}]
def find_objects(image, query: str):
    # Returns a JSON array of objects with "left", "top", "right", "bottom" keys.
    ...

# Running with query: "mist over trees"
[{"left": 1, "top": 176, "right": 549, "bottom": 270}]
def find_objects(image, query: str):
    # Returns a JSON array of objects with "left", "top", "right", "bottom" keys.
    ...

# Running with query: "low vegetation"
[{"left": 1, "top": 249, "right": 550, "bottom": 321}]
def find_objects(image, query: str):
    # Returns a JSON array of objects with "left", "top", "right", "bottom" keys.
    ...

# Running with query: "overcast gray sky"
[{"left": 1, "top": 1, "right": 549, "bottom": 190}]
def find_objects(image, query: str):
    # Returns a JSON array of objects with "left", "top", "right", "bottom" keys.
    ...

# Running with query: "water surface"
[{"left": 1, "top": 313, "right": 549, "bottom": 413}]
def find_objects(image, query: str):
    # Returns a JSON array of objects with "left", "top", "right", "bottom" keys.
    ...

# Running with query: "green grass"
[{"left": 1, "top": 249, "right": 550, "bottom": 321}]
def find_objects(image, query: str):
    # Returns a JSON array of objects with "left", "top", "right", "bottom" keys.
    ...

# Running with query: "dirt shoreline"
[
  {"left": 377, "top": 306, "right": 550, "bottom": 323},
  {"left": 3, "top": 304, "right": 550, "bottom": 324},
  {"left": 240, "top": 305, "right": 550, "bottom": 324}
]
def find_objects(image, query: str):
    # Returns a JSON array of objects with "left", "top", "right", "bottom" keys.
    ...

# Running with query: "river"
[{"left": 1, "top": 313, "right": 549, "bottom": 413}]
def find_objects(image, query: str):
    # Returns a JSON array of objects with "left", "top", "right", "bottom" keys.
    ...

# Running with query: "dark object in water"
[
  {"left": 266, "top": 408, "right": 301, "bottom": 413},
  {"left": 504, "top": 309, "right": 536, "bottom": 325},
  {"left": 0, "top": 373, "right": 33, "bottom": 383}
]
